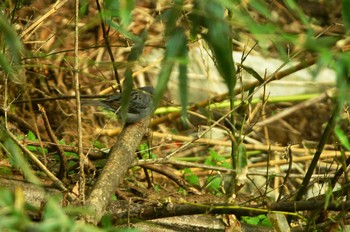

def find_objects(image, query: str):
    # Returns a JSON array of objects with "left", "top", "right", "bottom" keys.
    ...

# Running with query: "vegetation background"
[{"left": 0, "top": 0, "right": 350, "bottom": 231}]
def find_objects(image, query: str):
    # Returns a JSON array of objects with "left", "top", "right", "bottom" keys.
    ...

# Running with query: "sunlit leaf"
[
  {"left": 183, "top": 168, "right": 200, "bottom": 187},
  {"left": 27, "top": 131, "right": 36, "bottom": 141}
]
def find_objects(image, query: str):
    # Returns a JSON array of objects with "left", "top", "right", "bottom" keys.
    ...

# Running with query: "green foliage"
[
  {"left": 183, "top": 168, "right": 200, "bottom": 187},
  {"left": 104, "top": 0, "right": 135, "bottom": 29},
  {"left": 153, "top": 184, "right": 160, "bottom": 192},
  {"left": 342, "top": 0, "right": 350, "bottom": 34},
  {"left": 241, "top": 214, "right": 272, "bottom": 227},
  {"left": 190, "top": 0, "right": 236, "bottom": 96},
  {"left": 26, "top": 131, "right": 48, "bottom": 154},
  {"left": 0, "top": 14, "right": 22, "bottom": 63},
  {"left": 1, "top": 0, "right": 350, "bottom": 229},
  {"left": 0, "top": 188, "right": 106, "bottom": 231},
  {"left": 0, "top": 126, "right": 40, "bottom": 185},
  {"left": 103, "top": 0, "right": 136, "bottom": 39},
  {"left": 27, "top": 131, "right": 36, "bottom": 141},
  {"left": 235, "top": 143, "right": 248, "bottom": 180},
  {"left": 204, "top": 175, "right": 222, "bottom": 194},
  {"left": 0, "top": 13, "right": 24, "bottom": 84},
  {"left": 154, "top": 27, "right": 188, "bottom": 111},
  {"left": 138, "top": 143, "right": 157, "bottom": 159},
  {"left": 335, "top": 125, "right": 350, "bottom": 151},
  {"left": 92, "top": 140, "right": 106, "bottom": 150},
  {"left": 204, "top": 149, "right": 231, "bottom": 168},
  {"left": 0, "top": 188, "right": 30, "bottom": 231},
  {"left": 58, "top": 140, "right": 78, "bottom": 158}
]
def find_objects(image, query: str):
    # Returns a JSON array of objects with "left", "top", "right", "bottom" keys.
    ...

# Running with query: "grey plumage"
[{"left": 82, "top": 86, "right": 154, "bottom": 123}]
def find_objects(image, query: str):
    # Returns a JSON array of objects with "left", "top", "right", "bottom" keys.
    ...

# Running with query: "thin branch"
[
  {"left": 38, "top": 104, "right": 67, "bottom": 180},
  {"left": 5, "top": 129, "right": 70, "bottom": 196},
  {"left": 20, "top": 0, "right": 69, "bottom": 41},
  {"left": 74, "top": 0, "right": 86, "bottom": 204},
  {"left": 95, "top": 0, "right": 121, "bottom": 90},
  {"left": 295, "top": 101, "right": 340, "bottom": 201}
]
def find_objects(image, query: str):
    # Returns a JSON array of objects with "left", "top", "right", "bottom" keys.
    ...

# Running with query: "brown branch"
[
  {"left": 4, "top": 128, "right": 70, "bottom": 198},
  {"left": 0, "top": 108, "right": 47, "bottom": 141},
  {"left": 38, "top": 104, "right": 67, "bottom": 180},
  {"left": 83, "top": 116, "right": 151, "bottom": 225},
  {"left": 140, "top": 164, "right": 201, "bottom": 195},
  {"left": 106, "top": 198, "right": 350, "bottom": 222}
]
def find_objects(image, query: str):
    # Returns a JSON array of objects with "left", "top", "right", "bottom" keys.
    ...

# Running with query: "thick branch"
[{"left": 83, "top": 116, "right": 151, "bottom": 225}]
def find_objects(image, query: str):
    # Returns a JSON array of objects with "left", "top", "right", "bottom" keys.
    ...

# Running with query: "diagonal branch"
[{"left": 84, "top": 116, "right": 151, "bottom": 225}]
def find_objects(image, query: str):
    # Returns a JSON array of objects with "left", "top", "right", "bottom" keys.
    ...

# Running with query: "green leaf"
[
  {"left": 241, "top": 214, "right": 272, "bottom": 227},
  {"left": 154, "top": 27, "right": 187, "bottom": 108},
  {"left": 27, "top": 131, "right": 36, "bottom": 141},
  {"left": 241, "top": 215, "right": 260, "bottom": 225},
  {"left": 64, "top": 151, "right": 78, "bottom": 158},
  {"left": 205, "top": 175, "right": 222, "bottom": 193},
  {"left": 204, "top": 156, "right": 214, "bottom": 166},
  {"left": 324, "top": 185, "right": 333, "bottom": 210},
  {"left": 104, "top": 0, "right": 135, "bottom": 29},
  {"left": 127, "top": 29, "right": 147, "bottom": 62},
  {"left": 104, "top": 0, "right": 120, "bottom": 18},
  {"left": 342, "top": 0, "right": 350, "bottom": 34},
  {"left": 139, "top": 143, "right": 157, "bottom": 159},
  {"left": 92, "top": 140, "right": 105, "bottom": 149},
  {"left": 26, "top": 145, "right": 38, "bottom": 152},
  {"left": 58, "top": 139, "right": 66, "bottom": 145},
  {"left": 335, "top": 126, "right": 350, "bottom": 150},
  {"left": 284, "top": 0, "right": 309, "bottom": 25},
  {"left": 153, "top": 185, "right": 160, "bottom": 192},
  {"left": 304, "top": 36, "right": 339, "bottom": 53},
  {"left": 241, "top": 65, "right": 264, "bottom": 83},
  {"left": 161, "top": 0, "right": 183, "bottom": 36},
  {"left": 0, "top": 54, "right": 14, "bottom": 76},
  {"left": 2, "top": 137, "right": 41, "bottom": 185},
  {"left": 200, "top": 1, "right": 236, "bottom": 95},
  {"left": 119, "top": 0, "right": 136, "bottom": 28},
  {"left": 0, "top": 14, "right": 23, "bottom": 63},
  {"left": 210, "top": 149, "right": 221, "bottom": 161},
  {"left": 41, "top": 197, "right": 70, "bottom": 231},
  {"left": 183, "top": 168, "right": 200, "bottom": 187}
]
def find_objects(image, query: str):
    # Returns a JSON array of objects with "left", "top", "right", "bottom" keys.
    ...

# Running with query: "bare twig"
[
  {"left": 140, "top": 164, "right": 201, "bottom": 194},
  {"left": 256, "top": 88, "right": 335, "bottom": 127},
  {"left": 5, "top": 129, "right": 70, "bottom": 196},
  {"left": 20, "top": 0, "right": 69, "bottom": 41},
  {"left": 38, "top": 104, "right": 67, "bottom": 179},
  {"left": 74, "top": 0, "right": 86, "bottom": 204},
  {"left": 295, "top": 102, "right": 340, "bottom": 201},
  {"left": 95, "top": 0, "right": 121, "bottom": 90}
]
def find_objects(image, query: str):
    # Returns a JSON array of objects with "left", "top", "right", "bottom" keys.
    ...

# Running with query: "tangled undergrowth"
[{"left": 0, "top": 0, "right": 350, "bottom": 231}]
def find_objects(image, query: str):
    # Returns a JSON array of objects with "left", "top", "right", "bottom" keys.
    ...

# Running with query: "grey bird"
[{"left": 82, "top": 86, "right": 154, "bottom": 123}]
